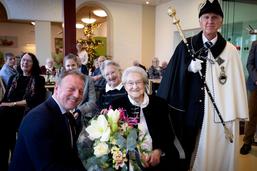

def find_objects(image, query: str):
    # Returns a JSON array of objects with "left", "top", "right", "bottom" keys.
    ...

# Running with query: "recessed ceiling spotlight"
[{"left": 146, "top": 1, "right": 150, "bottom": 5}]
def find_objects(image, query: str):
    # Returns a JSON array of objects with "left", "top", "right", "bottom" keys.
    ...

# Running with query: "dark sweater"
[{"left": 97, "top": 86, "right": 127, "bottom": 110}]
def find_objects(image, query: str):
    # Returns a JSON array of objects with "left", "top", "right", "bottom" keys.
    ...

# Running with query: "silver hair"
[
  {"left": 122, "top": 66, "right": 149, "bottom": 91},
  {"left": 100, "top": 60, "right": 122, "bottom": 79}
]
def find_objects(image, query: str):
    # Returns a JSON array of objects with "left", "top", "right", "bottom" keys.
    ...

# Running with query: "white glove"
[{"left": 188, "top": 59, "right": 203, "bottom": 73}]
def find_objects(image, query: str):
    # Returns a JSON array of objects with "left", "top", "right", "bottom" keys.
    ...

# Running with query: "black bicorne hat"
[{"left": 199, "top": 0, "right": 224, "bottom": 18}]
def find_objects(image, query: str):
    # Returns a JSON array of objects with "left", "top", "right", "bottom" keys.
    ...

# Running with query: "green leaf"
[
  {"left": 114, "top": 133, "right": 126, "bottom": 148},
  {"left": 127, "top": 128, "right": 138, "bottom": 150},
  {"left": 85, "top": 156, "right": 97, "bottom": 169}
]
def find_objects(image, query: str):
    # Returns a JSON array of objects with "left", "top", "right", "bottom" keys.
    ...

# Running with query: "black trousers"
[{"left": 0, "top": 106, "right": 24, "bottom": 171}]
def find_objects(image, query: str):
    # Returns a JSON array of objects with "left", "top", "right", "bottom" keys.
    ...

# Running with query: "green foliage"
[
  {"left": 52, "top": 52, "right": 64, "bottom": 69},
  {"left": 127, "top": 128, "right": 138, "bottom": 151},
  {"left": 77, "top": 37, "right": 103, "bottom": 70}
]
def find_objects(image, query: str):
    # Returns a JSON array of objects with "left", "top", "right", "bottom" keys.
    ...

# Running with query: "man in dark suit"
[
  {"left": 9, "top": 70, "right": 86, "bottom": 171},
  {"left": 240, "top": 40, "right": 257, "bottom": 155}
]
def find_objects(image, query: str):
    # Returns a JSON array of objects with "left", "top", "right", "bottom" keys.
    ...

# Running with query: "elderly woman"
[
  {"left": 97, "top": 60, "right": 127, "bottom": 110},
  {"left": 0, "top": 52, "right": 46, "bottom": 171},
  {"left": 40, "top": 57, "right": 56, "bottom": 76},
  {"left": 63, "top": 53, "right": 96, "bottom": 127},
  {"left": 148, "top": 57, "right": 161, "bottom": 79},
  {"left": 111, "top": 66, "right": 177, "bottom": 170}
]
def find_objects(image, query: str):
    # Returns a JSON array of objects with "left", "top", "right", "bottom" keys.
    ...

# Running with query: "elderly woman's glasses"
[{"left": 126, "top": 80, "right": 144, "bottom": 87}]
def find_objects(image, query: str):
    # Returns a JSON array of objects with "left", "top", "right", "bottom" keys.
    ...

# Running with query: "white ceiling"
[{"left": 102, "top": 0, "right": 171, "bottom": 6}]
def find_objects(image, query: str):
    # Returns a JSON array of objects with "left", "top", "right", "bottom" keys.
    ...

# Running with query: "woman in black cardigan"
[
  {"left": 111, "top": 66, "right": 179, "bottom": 171},
  {"left": 0, "top": 52, "right": 46, "bottom": 171}
]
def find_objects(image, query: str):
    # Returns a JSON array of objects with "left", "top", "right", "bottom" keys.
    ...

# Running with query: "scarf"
[{"left": 7, "top": 74, "right": 36, "bottom": 102}]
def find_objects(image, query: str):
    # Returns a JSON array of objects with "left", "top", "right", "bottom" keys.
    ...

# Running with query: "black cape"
[{"left": 157, "top": 31, "right": 226, "bottom": 112}]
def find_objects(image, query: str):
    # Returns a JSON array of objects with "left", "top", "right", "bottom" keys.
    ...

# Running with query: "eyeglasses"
[
  {"left": 21, "top": 58, "right": 33, "bottom": 63},
  {"left": 126, "top": 80, "right": 144, "bottom": 87}
]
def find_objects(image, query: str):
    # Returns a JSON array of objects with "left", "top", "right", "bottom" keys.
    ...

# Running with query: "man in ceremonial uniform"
[{"left": 158, "top": 0, "right": 249, "bottom": 170}]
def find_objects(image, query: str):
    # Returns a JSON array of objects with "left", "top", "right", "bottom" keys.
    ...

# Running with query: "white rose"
[{"left": 94, "top": 142, "right": 109, "bottom": 157}]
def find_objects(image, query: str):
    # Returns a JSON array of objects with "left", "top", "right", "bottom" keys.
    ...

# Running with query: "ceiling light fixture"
[
  {"left": 81, "top": 11, "right": 96, "bottom": 24},
  {"left": 93, "top": 9, "right": 107, "bottom": 17},
  {"left": 81, "top": 18, "right": 96, "bottom": 24},
  {"left": 146, "top": 1, "right": 150, "bottom": 5},
  {"left": 76, "top": 23, "right": 84, "bottom": 29}
]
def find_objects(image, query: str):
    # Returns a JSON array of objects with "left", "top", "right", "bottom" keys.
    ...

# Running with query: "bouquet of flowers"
[{"left": 80, "top": 108, "right": 149, "bottom": 171}]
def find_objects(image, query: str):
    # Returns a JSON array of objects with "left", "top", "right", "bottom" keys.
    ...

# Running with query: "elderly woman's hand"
[
  {"left": 100, "top": 108, "right": 108, "bottom": 115},
  {"left": 148, "top": 149, "right": 161, "bottom": 167},
  {"left": 141, "top": 153, "right": 151, "bottom": 168},
  {"left": 141, "top": 149, "right": 161, "bottom": 168}
]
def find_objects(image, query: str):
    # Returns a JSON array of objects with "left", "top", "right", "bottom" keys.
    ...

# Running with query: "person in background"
[
  {"left": 160, "top": 61, "right": 168, "bottom": 76},
  {"left": 91, "top": 56, "right": 107, "bottom": 97},
  {"left": 14, "top": 55, "right": 21, "bottom": 70},
  {"left": 133, "top": 60, "right": 146, "bottom": 71},
  {"left": 63, "top": 53, "right": 96, "bottom": 129},
  {"left": 0, "top": 77, "right": 5, "bottom": 101},
  {"left": 9, "top": 70, "right": 86, "bottom": 171},
  {"left": 76, "top": 56, "right": 89, "bottom": 75},
  {"left": 40, "top": 57, "right": 56, "bottom": 76},
  {"left": 148, "top": 57, "right": 162, "bottom": 95},
  {"left": 76, "top": 42, "right": 89, "bottom": 75},
  {"left": 0, "top": 52, "right": 46, "bottom": 171},
  {"left": 157, "top": 0, "right": 248, "bottom": 171},
  {"left": 89, "top": 58, "right": 99, "bottom": 76},
  {"left": 0, "top": 52, "right": 17, "bottom": 87},
  {"left": 240, "top": 40, "right": 257, "bottom": 155},
  {"left": 110, "top": 66, "right": 179, "bottom": 170},
  {"left": 148, "top": 57, "right": 161, "bottom": 79},
  {"left": 97, "top": 60, "right": 127, "bottom": 110}
]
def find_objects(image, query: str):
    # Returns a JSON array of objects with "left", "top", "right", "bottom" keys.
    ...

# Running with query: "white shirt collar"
[
  {"left": 128, "top": 92, "right": 149, "bottom": 109},
  {"left": 105, "top": 82, "right": 123, "bottom": 92},
  {"left": 202, "top": 34, "right": 218, "bottom": 45},
  {"left": 52, "top": 95, "right": 68, "bottom": 115}
]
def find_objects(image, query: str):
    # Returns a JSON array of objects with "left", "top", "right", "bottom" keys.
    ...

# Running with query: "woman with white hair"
[
  {"left": 110, "top": 66, "right": 178, "bottom": 170},
  {"left": 97, "top": 60, "right": 127, "bottom": 110}
]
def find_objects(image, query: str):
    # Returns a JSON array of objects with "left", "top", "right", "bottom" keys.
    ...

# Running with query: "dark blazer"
[
  {"left": 111, "top": 95, "right": 179, "bottom": 170},
  {"left": 9, "top": 97, "right": 86, "bottom": 171},
  {"left": 246, "top": 40, "right": 257, "bottom": 91}
]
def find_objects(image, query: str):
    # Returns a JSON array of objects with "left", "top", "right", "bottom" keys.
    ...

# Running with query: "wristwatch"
[{"left": 12, "top": 102, "right": 17, "bottom": 107}]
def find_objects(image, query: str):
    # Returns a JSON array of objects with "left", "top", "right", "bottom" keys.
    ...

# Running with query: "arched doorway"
[{"left": 76, "top": 1, "right": 113, "bottom": 66}]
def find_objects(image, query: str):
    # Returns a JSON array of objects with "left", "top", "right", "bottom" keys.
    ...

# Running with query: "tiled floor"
[{"left": 238, "top": 135, "right": 257, "bottom": 171}]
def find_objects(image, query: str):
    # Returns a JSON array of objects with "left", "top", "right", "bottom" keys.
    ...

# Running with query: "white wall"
[
  {"left": 0, "top": 23, "right": 35, "bottom": 56},
  {"left": 1, "top": 0, "right": 203, "bottom": 68},
  {"left": 77, "top": 0, "right": 142, "bottom": 69},
  {"left": 155, "top": 0, "right": 202, "bottom": 64},
  {"left": 0, "top": 22, "right": 64, "bottom": 66},
  {"left": 35, "top": 21, "right": 51, "bottom": 65},
  {"left": 1, "top": 0, "right": 63, "bottom": 22}
]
